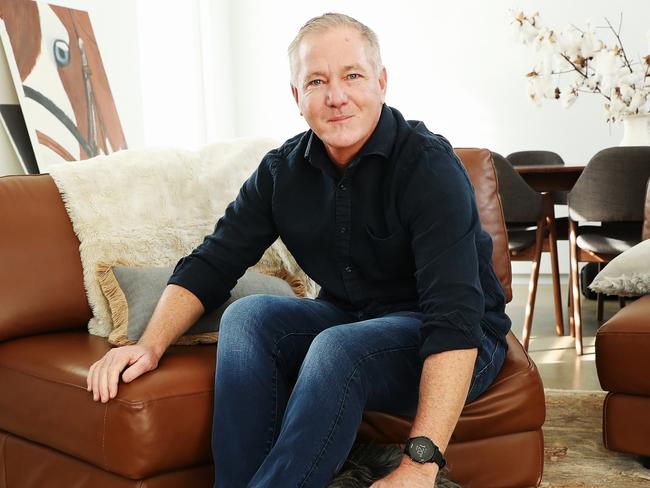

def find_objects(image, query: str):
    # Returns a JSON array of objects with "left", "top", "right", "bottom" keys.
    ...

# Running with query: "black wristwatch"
[{"left": 404, "top": 436, "right": 446, "bottom": 469}]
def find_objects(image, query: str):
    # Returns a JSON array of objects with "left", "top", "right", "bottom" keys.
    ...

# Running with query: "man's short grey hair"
[{"left": 288, "top": 13, "right": 383, "bottom": 86}]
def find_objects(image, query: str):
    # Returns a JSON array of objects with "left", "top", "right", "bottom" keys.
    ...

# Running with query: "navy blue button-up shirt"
[{"left": 169, "top": 105, "right": 511, "bottom": 359}]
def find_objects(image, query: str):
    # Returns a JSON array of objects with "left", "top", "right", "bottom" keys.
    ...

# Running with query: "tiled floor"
[{"left": 506, "top": 276, "right": 625, "bottom": 391}]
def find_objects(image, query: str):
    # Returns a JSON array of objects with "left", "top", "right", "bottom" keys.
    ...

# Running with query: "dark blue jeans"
[{"left": 212, "top": 295, "right": 506, "bottom": 488}]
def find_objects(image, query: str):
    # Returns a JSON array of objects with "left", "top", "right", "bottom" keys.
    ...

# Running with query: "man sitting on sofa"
[{"left": 87, "top": 12, "right": 511, "bottom": 488}]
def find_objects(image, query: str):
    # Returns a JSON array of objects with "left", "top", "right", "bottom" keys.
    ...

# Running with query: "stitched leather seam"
[
  {"left": 102, "top": 404, "right": 108, "bottom": 469},
  {"left": 0, "top": 364, "right": 212, "bottom": 406},
  {"left": 1, "top": 432, "right": 7, "bottom": 488},
  {"left": 602, "top": 393, "right": 610, "bottom": 448}
]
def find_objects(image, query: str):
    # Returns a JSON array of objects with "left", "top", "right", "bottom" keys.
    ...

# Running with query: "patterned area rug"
[
  {"left": 542, "top": 389, "right": 650, "bottom": 487},
  {"left": 330, "top": 390, "right": 649, "bottom": 487}
]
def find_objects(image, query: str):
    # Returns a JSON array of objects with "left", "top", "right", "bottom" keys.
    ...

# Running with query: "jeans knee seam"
[
  {"left": 298, "top": 345, "right": 418, "bottom": 487},
  {"left": 268, "top": 332, "right": 319, "bottom": 450}
]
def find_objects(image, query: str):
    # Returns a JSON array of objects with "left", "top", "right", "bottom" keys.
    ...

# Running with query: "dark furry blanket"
[{"left": 327, "top": 443, "right": 462, "bottom": 487}]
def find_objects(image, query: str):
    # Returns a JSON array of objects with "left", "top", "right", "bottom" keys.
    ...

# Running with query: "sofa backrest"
[
  {"left": 454, "top": 148, "right": 512, "bottom": 303},
  {"left": 0, "top": 149, "right": 511, "bottom": 341},
  {"left": 0, "top": 174, "right": 91, "bottom": 341}
]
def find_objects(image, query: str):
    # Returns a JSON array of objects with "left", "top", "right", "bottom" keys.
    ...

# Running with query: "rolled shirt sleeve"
[
  {"left": 168, "top": 154, "right": 279, "bottom": 312},
  {"left": 401, "top": 143, "right": 486, "bottom": 359}
]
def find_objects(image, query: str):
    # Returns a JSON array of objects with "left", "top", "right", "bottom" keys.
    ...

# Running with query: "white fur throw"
[
  {"left": 589, "top": 238, "right": 650, "bottom": 297},
  {"left": 50, "top": 138, "right": 318, "bottom": 337}
]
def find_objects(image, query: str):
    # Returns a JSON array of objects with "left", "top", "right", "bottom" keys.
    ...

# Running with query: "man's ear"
[
  {"left": 291, "top": 84, "right": 300, "bottom": 107},
  {"left": 291, "top": 84, "right": 303, "bottom": 116},
  {"left": 379, "top": 67, "right": 387, "bottom": 103}
]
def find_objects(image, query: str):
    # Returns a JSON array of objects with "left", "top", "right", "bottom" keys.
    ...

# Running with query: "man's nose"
[{"left": 325, "top": 80, "right": 348, "bottom": 107}]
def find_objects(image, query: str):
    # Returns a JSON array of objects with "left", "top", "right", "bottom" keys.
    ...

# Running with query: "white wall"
[
  {"left": 2, "top": 1, "right": 648, "bottom": 276},
  {"left": 211, "top": 0, "right": 650, "bottom": 276},
  {"left": 221, "top": 0, "right": 650, "bottom": 163}
]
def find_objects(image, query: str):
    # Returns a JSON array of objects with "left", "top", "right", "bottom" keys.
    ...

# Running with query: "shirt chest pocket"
[{"left": 364, "top": 226, "right": 414, "bottom": 279}]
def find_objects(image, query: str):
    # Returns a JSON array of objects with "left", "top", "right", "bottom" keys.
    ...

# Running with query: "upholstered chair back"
[
  {"left": 506, "top": 150, "right": 565, "bottom": 167},
  {"left": 569, "top": 146, "right": 650, "bottom": 223},
  {"left": 491, "top": 152, "right": 543, "bottom": 224}
]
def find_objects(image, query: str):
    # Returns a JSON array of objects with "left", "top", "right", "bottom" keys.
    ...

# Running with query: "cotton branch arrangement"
[{"left": 512, "top": 11, "right": 650, "bottom": 122}]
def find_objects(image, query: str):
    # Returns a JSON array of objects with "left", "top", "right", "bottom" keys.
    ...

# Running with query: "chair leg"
[
  {"left": 569, "top": 219, "right": 584, "bottom": 355},
  {"left": 597, "top": 263, "right": 604, "bottom": 321},
  {"left": 567, "top": 266, "right": 572, "bottom": 307},
  {"left": 597, "top": 293, "right": 604, "bottom": 321},
  {"left": 522, "top": 224, "right": 544, "bottom": 351},
  {"left": 567, "top": 267, "right": 575, "bottom": 337},
  {"left": 547, "top": 215, "right": 564, "bottom": 336}
]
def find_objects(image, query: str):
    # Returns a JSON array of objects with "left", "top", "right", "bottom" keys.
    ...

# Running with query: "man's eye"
[
  {"left": 347, "top": 73, "right": 361, "bottom": 80},
  {"left": 308, "top": 79, "right": 323, "bottom": 86}
]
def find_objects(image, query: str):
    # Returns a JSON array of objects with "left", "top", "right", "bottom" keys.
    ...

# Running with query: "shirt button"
[
  {"left": 339, "top": 227, "right": 347, "bottom": 233},
  {"left": 339, "top": 183, "right": 347, "bottom": 191},
  {"left": 345, "top": 266, "right": 352, "bottom": 273}
]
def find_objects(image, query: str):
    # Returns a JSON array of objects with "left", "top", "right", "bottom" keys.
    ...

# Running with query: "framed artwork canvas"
[
  {"left": 0, "top": 34, "right": 35, "bottom": 174},
  {"left": 0, "top": 0, "right": 127, "bottom": 172}
]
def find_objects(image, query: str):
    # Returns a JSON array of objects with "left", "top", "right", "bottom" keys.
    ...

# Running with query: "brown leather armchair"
[
  {"left": 595, "top": 176, "right": 650, "bottom": 459},
  {"left": 0, "top": 149, "right": 545, "bottom": 487}
]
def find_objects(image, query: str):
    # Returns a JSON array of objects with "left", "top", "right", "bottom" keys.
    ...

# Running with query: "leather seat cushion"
[
  {"left": 0, "top": 331, "right": 215, "bottom": 480},
  {"left": 596, "top": 295, "right": 650, "bottom": 395},
  {"left": 0, "top": 331, "right": 543, "bottom": 479},
  {"left": 358, "top": 332, "right": 545, "bottom": 443}
]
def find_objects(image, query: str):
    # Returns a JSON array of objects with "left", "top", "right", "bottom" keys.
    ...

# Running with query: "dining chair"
[
  {"left": 507, "top": 151, "right": 567, "bottom": 207},
  {"left": 567, "top": 146, "right": 650, "bottom": 355},
  {"left": 492, "top": 152, "right": 564, "bottom": 350},
  {"left": 506, "top": 150, "right": 565, "bottom": 167}
]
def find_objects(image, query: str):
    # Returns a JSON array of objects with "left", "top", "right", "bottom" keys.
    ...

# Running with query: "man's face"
[{"left": 291, "top": 26, "right": 387, "bottom": 166}]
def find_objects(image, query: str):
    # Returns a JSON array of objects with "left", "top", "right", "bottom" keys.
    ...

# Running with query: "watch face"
[{"left": 408, "top": 437, "right": 435, "bottom": 463}]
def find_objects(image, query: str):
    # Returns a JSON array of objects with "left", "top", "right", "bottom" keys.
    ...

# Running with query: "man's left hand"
[{"left": 370, "top": 460, "right": 438, "bottom": 487}]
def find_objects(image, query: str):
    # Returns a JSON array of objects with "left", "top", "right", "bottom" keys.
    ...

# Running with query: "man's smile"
[{"left": 327, "top": 114, "right": 354, "bottom": 123}]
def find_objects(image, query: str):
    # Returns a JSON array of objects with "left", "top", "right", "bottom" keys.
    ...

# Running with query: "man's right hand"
[{"left": 87, "top": 345, "right": 160, "bottom": 403}]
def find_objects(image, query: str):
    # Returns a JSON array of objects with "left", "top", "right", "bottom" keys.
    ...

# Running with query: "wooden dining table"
[{"left": 515, "top": 165, "right": 585, "bottom": 192}]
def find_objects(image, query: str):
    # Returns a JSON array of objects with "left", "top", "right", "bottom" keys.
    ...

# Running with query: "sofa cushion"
[
  {"left": 0, "top": 431, "right": 214, "bottom": 488},
  {"left": 603, "top": 393, "right": 650, "bottom": 457},
  {"left": 0, "top": 331, "right": 215, "bottom": 479},
  {"left": 357, "top": 332, "right": 545, "bottom": 443},
  {"left": 596, "top": 294, "right": 650, "bottom": 395},
  {"left": 0, "top": 330, "right": 543, "bottom": 480},
  {"left": 589, "top": 238, "right": 650, "bottom": 297},
  {"left": 0, "top": 175, "right": 91, "bottom": 341},
  {"left": 97, "top": 265, "right": 300, "bottom": 346}
]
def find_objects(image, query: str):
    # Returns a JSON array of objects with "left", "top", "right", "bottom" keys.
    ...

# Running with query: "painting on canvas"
[
  {"left": 0, "top": 0, "right": 127, "bottom": 172},
  {"left": 0, "top": 33, "right": 36, "bottom": 175}
]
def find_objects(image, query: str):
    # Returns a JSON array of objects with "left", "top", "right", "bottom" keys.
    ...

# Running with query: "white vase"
[{"left": 620, "top": 113, "right": 650, "bottom": 146}]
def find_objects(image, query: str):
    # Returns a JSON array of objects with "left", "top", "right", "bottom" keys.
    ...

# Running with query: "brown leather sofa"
[
  {"left": 595, "top": 180, "right": 650, "bottom": 459},
  {"left": 596, "top": 294, "right": 650, "bottom": 458},
  {"left": 0, "top": 149, "right": 545, "bottom": 488}
]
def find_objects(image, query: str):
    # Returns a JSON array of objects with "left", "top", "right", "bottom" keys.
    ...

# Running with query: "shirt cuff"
[
  {"left": 419, "top": 311, "right": 483, "bottom": 360},
  {"left": 167, "top": 255, "right": 231, "bottom": 312}
]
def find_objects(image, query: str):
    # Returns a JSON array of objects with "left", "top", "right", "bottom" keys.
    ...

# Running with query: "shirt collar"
[{"left": 304, "top": 104, "right": 396, "bottom": 174}]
